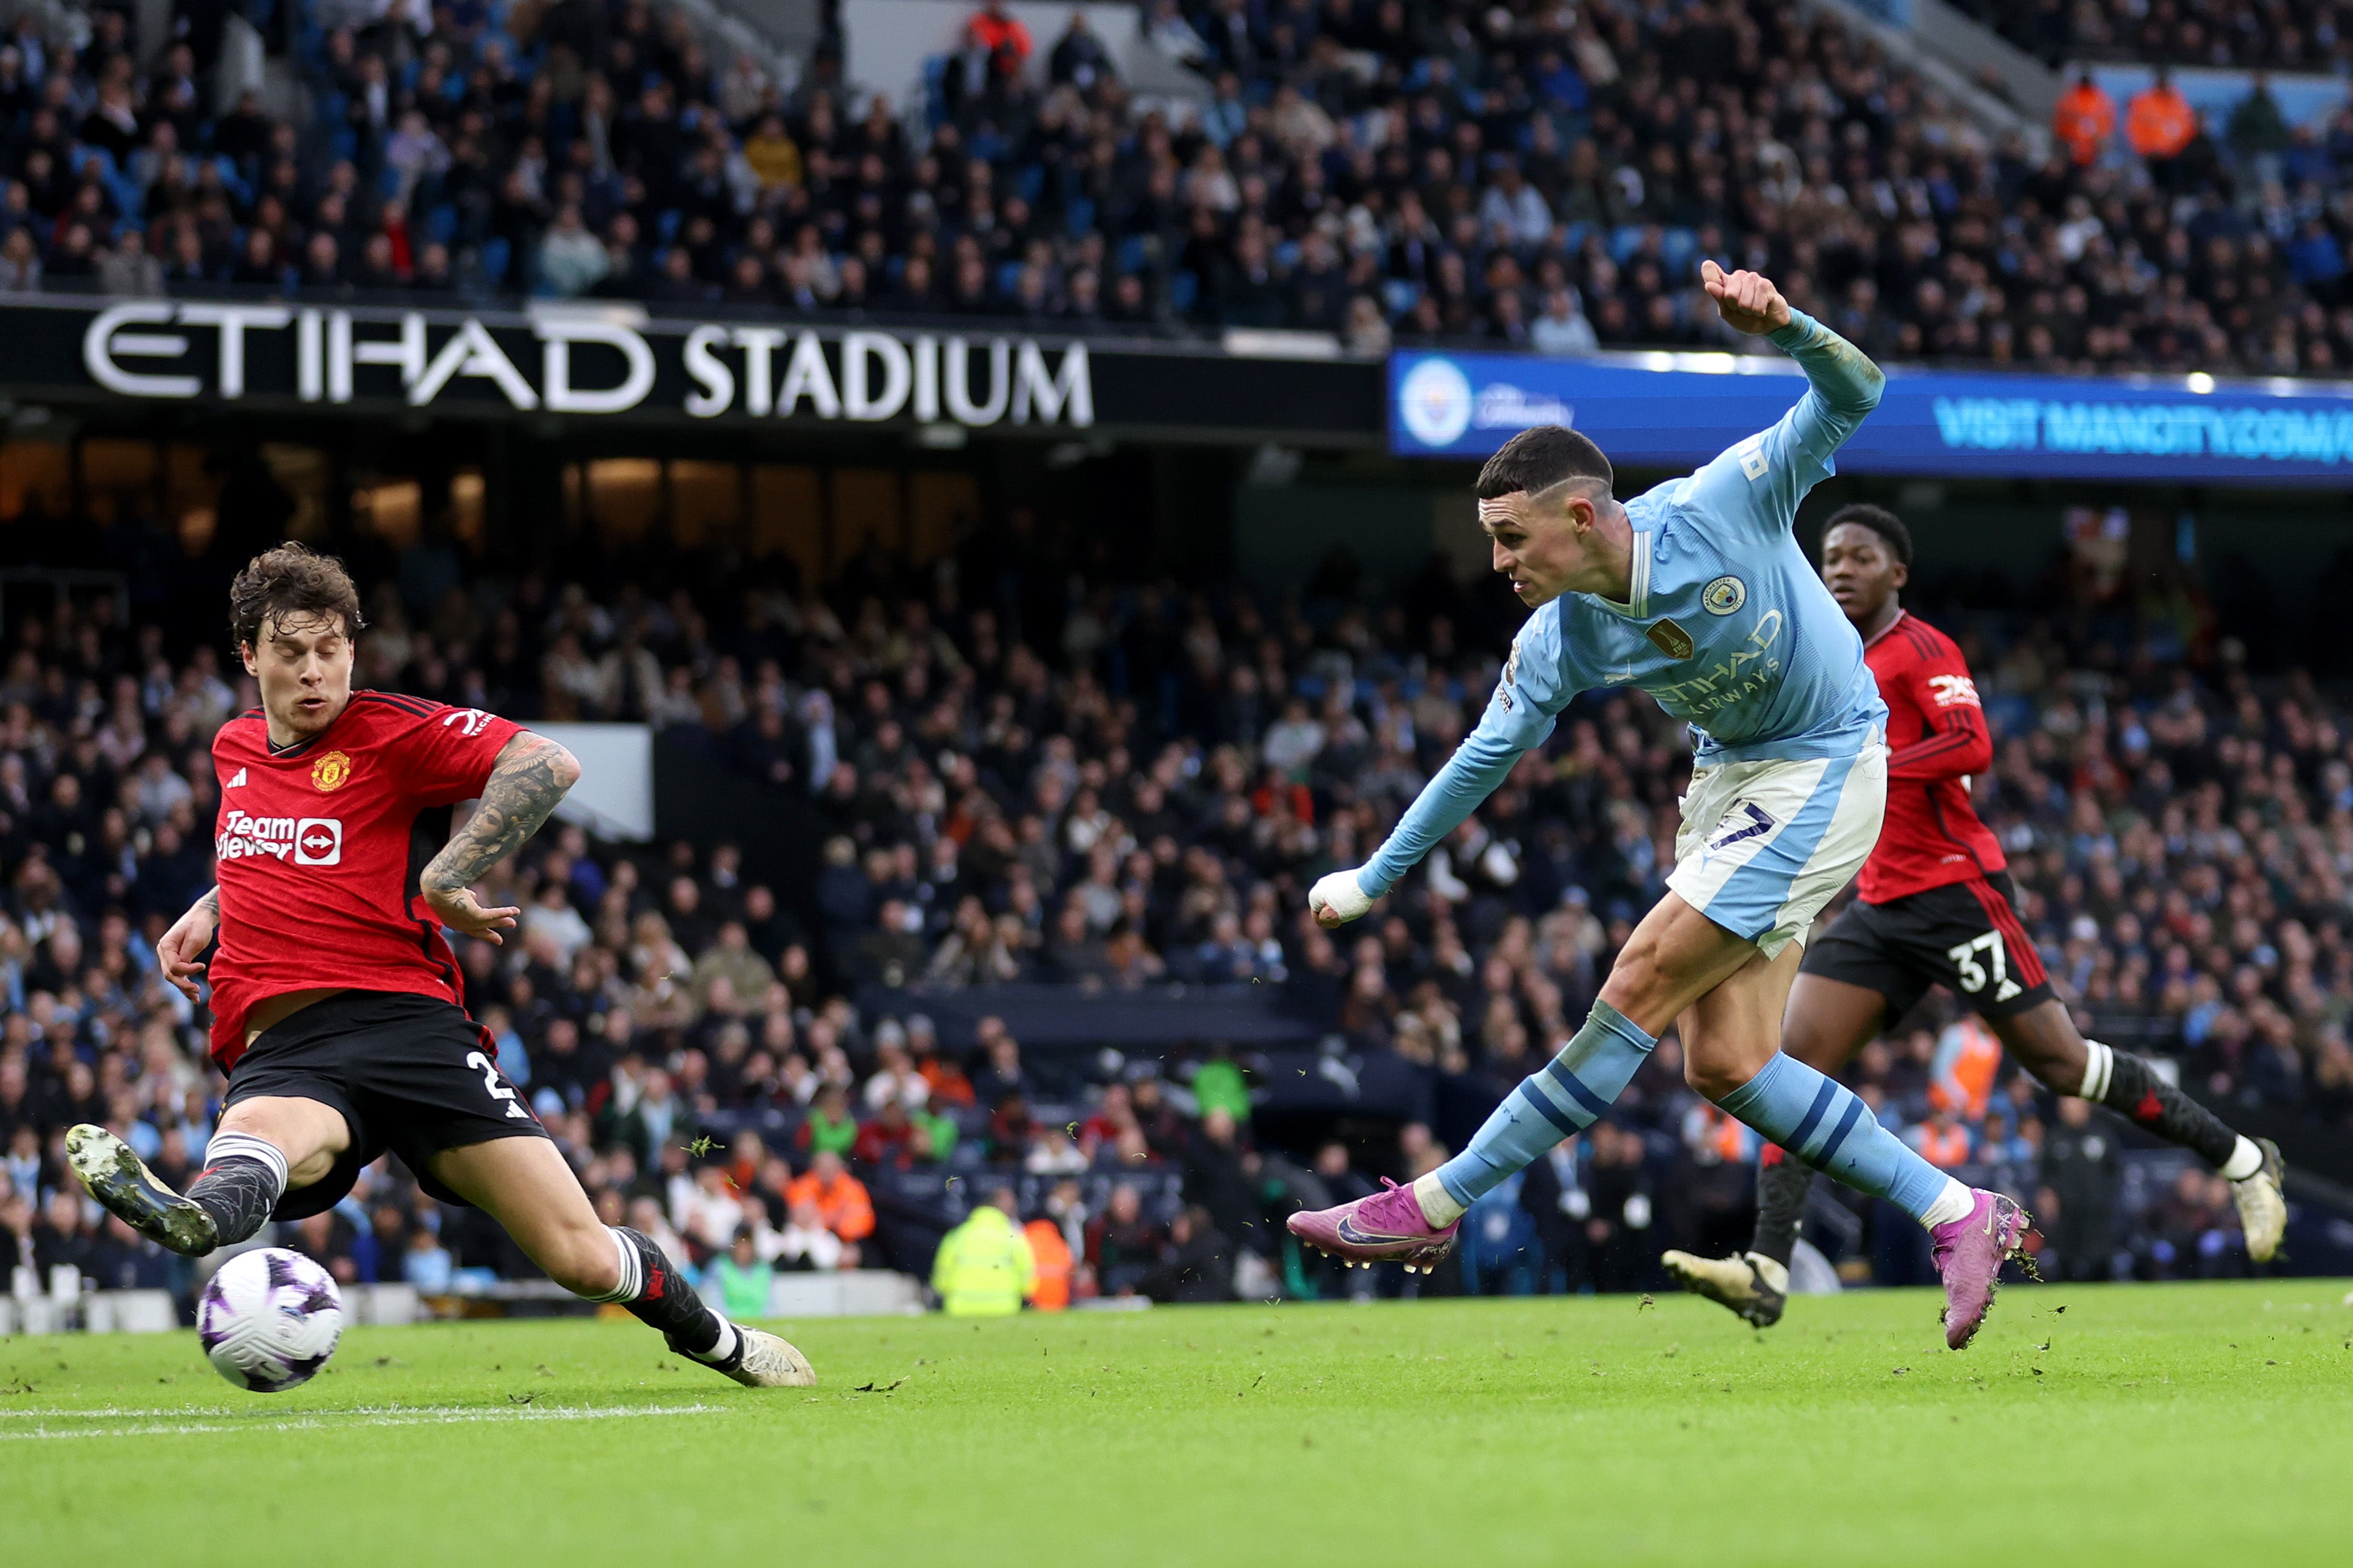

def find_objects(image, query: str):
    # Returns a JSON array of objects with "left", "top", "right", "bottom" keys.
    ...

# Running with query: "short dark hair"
[
  {"left": 229, "top": 542, "right": 365, "bottom": 651},
  {"left": 1823, "top": 503, "right": 1912, "bottom": 568},
  {"left": 1476, "top": 425, "right": 1613, "bottom": 500}
]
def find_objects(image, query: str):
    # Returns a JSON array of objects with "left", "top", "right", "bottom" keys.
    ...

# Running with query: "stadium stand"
[
  {"left": 0, "top": 489, "right": 2332, "bottom": 1312},
  {"left": 1959, "top": 0, "right": 2352, "bottom": 73},
  {"left": 3, "top": 0, "right": 2353, "bottom": 373}
]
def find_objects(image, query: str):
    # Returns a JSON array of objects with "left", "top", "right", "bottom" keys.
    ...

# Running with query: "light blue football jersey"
[{"left": 1361, "top": 311, "right": 1888, "bottom": 897}]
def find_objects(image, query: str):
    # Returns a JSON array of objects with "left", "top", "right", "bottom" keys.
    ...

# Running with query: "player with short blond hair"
[
  {"left": 1662, "top": 504, "right": 2285, "bottom": 1327},
  {"left": 1287, "top": 263, "right": 2029, "bottom": 1349}
]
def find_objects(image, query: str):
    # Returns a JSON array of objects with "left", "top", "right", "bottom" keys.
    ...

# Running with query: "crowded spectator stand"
[{"left": 5, "top": 0, "right": 2353, "bottom": 375}]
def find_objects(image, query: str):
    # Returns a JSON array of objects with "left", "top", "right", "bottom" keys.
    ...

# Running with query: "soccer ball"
[{"left": 197, "top": 1247, "right": 345, "bottom": 1392}]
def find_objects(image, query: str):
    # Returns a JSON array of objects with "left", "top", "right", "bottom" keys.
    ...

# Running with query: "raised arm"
[
  {"left": 419, "top": 731, "right": 581, "bottom": 944},
  {"left": 1696, "top": 261, "right": 1885, "bottom": 516},
  {"left": 1767, "top": 308, "right": 1885, "bottom": 463}
]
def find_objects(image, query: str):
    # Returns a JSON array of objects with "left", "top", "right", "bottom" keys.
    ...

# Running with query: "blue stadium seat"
[
  {"left": 1116, "top": 235, "right": 1149, "bottom": 275},
  {"left": 1063, "top": 197, "right": 1094, "bottom": 240},
  {"left": 1381, "top": 279, "right": 1419, "bottom": 316},
  {"left": 1016, "top": 164, "right": 1045, "bottom": 204},
  {"left": 994, "top": 259, "right": 1024, "bottom": 297},
  {"left": 479, "top": 236, "right": 510, "bottom": 284},
  {"left": 1661, "top": 227, "right": 1698, "bottom": 273},
  {"left": 1171, "top": 270, "right": 1199, "bottom": 314},
  {"left": 424, "top": 204, "right": 458, "bottom": 246},
  {"left": 656, "top": 209, "right": 683, "bottom": 243},
  {"left": 1608, "top": 224, "right": 1647, "bottom": 264}
]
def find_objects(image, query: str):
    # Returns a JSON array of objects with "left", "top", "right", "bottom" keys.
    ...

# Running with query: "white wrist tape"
[{"left": 1309, "top": 868, "right": 1375, "bottom": 923}]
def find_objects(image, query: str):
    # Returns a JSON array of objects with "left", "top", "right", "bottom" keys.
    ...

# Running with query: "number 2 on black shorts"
[{"left": 465, "top": 1049, "right": 531, "bottom": 1119}]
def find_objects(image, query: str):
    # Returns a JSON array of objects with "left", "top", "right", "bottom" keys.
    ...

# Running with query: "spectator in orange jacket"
[
  {"left": 784, "top": 1151, "right": 875, "bottom": 1259},
  {"left": 967, "top": 0, "right": 1032, "bottom": 81},
  {"left": 2054, "top": 72, "right": 2116, "bottom": 166},
  {"left": 2127, "top": 69, "right": 2198, "bottom": 190}
]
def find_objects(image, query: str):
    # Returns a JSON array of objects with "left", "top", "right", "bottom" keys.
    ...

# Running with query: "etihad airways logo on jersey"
[
  {"left": 218, "top": 812, "right": 344, "bottom": 866},
  {"left": 1649, "top": 610, "right": 1785, "bottom": 716},
  {"left": 1927, "top": 674, "right": 1982, "bottom": 709}
]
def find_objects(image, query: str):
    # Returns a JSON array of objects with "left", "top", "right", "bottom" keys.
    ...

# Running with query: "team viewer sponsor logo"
[
  {"left": 294, "top": 819, "right": 344, "bottom": 866},
  {"left": 219, "top": 812, "right": 343, "bottom": 865}
]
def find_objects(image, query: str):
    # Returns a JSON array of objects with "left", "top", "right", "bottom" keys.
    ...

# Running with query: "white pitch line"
[{"left": 0, "top": 1403, "right": 723, "bottom": 1441}]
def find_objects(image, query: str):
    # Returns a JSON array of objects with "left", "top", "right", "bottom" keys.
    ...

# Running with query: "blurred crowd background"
[
  {"left": 5, "top": 0, "right": 2350, "bottom": 1318},
  {"left": 9, "top": 0, "right": 2353, "bottom": 373},
  {"left": 4, "top": 486, "right": 2336, "bottom": 1314}
]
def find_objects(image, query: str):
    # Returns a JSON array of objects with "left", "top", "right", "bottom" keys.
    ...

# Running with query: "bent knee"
[
  {"left": 1684, "top": 1053, "right": 1759, "bottom": 1104},
  {"left": 545, "top": 1227, "right": 624, "bottom": 1298}
]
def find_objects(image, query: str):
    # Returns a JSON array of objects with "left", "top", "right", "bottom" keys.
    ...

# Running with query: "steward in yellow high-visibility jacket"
[{"left": 931, "top": 1187, "right": 1036, "bottom": 1316}]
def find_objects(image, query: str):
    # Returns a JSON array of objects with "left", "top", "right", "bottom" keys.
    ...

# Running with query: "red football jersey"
[
  {"left": 1856, "top": 611, "right": 2005, "bottom": 904},
  {"left": 206, "top": 691, "right": 523, "bottom": 1069}
]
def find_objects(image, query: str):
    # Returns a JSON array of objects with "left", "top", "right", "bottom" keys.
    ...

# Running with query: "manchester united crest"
[{"left": 311, "top": 751, "right": 354, "bottom": 791}]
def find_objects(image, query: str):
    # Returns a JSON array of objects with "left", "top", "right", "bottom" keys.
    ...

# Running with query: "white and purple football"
[{"left": 197, "top": 1247, "right": 345, "bottom": 1392}]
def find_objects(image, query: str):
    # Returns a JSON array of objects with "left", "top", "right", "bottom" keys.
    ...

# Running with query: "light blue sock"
[
  {"left": 1716, "top": 1053, "right": 1948, "bottom": 1223},
  {"left": 1434, "top": 1001, "right": 1657, "bottom": 1209}
]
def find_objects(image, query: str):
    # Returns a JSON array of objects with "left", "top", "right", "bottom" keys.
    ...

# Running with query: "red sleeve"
[
  {"left": 1885, "top": 643, "right": 1993, "bottom": 784},
  {"left": 392, "top": 699, "right": 528, "bottom": 806}
]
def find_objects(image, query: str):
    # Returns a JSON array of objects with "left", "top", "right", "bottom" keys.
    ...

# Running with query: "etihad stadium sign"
[
  {"left": 0, "top": 295, "right": 1380, "bottom": 444},
  {"left": 76, "top": 301, "right": 1090, "bottom": 426}
]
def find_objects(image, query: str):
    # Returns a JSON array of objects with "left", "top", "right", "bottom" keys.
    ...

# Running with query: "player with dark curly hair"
[{"left": 66, "top": 543, "right": 814, "bottom": 1388}]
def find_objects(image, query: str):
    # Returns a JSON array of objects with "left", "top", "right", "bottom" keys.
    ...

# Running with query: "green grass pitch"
[{"left": 6, "top": 1280, "right": 2350, "bottom": 1565}]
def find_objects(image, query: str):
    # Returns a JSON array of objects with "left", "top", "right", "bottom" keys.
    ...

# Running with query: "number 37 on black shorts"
[
  {"left": 1798, "top": 869, "right": 2056, "bottom": 1027},
  {"left": 222, "top": 989, "right": 550, "bottom": 1222}
]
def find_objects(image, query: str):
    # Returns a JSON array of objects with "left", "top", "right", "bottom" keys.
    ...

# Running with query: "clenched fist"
[
  {"left": 1700, "top": 259, "right": 1792, "bottom": 335},
  {"left": 1308, "top": 869, "right": 1375, "bottom": 930}
]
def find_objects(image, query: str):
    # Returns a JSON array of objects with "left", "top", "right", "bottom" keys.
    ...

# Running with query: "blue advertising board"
[{"left": 1389, "top": 349, "right": 2353, "bottom": 484}]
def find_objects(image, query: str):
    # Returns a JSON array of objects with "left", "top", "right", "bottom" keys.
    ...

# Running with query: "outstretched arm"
[
  {"left": 419, "top": 731, "right": 581, "bottom": 944},
  {"left": 1311, "top": 684, "right": 1560, "bottom": 928},
  {"left": 1699, "top": 261, "right": 1884, "bottom": 505}
]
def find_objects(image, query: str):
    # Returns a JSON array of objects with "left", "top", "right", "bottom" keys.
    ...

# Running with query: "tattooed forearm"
[
  {"left": 421, "top": 733, "right": 581, "bottom": 893},
  {"left": 196, "top": 888, "right": 219, "bottom": 917}
]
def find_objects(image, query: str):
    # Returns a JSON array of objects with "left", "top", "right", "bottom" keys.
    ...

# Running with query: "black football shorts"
[
  {"left": 1799, "top": 869, "right": 2056, "bottom": 1027},
  {"left": 223, "top": 989, "right": 550, "bottom": 1220}
]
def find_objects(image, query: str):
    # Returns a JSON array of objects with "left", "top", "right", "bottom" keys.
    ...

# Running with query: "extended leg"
[
  {"left": 1663, "top": 969, "right": 1892, "bottom": 1325},
  {"left": 1679, "top": 942, "right": 2028, "bottom": 1349},
  {"left": 1749, "top": 975, "right": 1889, "bottom": 1267},
  {"left": 66, "top": 1095, "right": 348, "bottom": 1256},
  {"left": 1995, "top": 1002, "right": 2285, "bottom": 1262},
  {"left": 426, "top": 1135, "right": 815, "bottom": 1388},
  {"left": 1287, "top": 893, "right": 1754, "bottom": 1269}
]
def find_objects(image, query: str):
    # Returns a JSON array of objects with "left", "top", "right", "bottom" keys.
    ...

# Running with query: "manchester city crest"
[{"left": 1703, "top": 575, "right": 1747, "bottom": 615}]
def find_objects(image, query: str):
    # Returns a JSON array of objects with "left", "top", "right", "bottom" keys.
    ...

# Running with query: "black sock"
[
  {"left": 1750, "top": 1150, "right": 1815, "bottom": 1270},
  {"left": 186, "top": 1134, "right": 289, "bottom": 1244},
  {"left": 2101, "top": 1052, "right": 2241, "bottom": 1169},
  {"left": 599, "top": 1226, "right": 737, "bottom": 1365}
]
